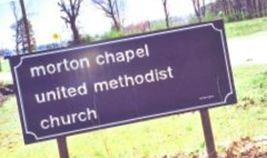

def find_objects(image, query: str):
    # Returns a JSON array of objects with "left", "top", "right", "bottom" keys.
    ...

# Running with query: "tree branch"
[{"left": 92, "top": 0, "right": 112, "bottom": 15}]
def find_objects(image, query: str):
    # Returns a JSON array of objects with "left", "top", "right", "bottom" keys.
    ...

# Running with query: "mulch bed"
[
  {"left": 161, "top": 137, "right": 267, "bottom": 158},
  {"left": 223, "top": 137, "right": 267, "bottom": 158}
]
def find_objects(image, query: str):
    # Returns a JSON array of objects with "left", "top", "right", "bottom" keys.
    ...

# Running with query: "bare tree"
[
  {"left": 252, "top": 0, "right": 264, "bottom": 17},
  {"left": 58, "top": 0, "right": 83, "bottom": 45},
  {"left": 209, "top": 0, "right": 267, "bottom": 21},
  {"left": 232, "top": 0, "right": 243, "bottom": 20},
  {"left": 19, "top": 0, "right": 32, "bottom": 53},
  {"left": 263, "top": 0, "right": 267, "bottom": 15},
  {"left": 246, "top": 0, "right": 257, "bottom": 18},
  {"left": 91, "top": 0, "right": 122, "bottom": 31},
  {"left": 10, "top": 1, "right": 20, "bottom": 55},
  {"left": 244, "top": 0, "right": 267, "bottom": 18},
  {"left": 11, "top": 1, "right": 36, "bottom": 54},
  {"left": 221, "top": 0, "right": 230, "bottom": 16},
  {"left": 191, "top": 0, "right": 206, "bottom": 22},
  {"left": 258, "top": 0, "right": 263, "bottom": 17},
  {"left": 162, "top": 0, "right": 170, "bottom": 28},
  {"left": 11, "top": 19, "right": 36, "bottom": 54}
]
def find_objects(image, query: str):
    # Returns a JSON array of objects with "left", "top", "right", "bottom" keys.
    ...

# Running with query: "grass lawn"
[
  {"left": 0, "top": 16, "right": 267, "bottom": 158},
  {"left": 107, "top": 16, "right": 267, "bottom": 40},
  {"left": 225, "top": 17, "right": 267, "bottom": 38},
  {"left": 0, "top": 58, "right": 12, "bottom": 85},
  {"left": 0, "top": 64, "right": 266, "bottom": 158},
  {"left": 149, "top": 16, "right": 267, "bottom": 38},
  {"left": 0, "top": 58, "right": 10, "bottom": 73}
]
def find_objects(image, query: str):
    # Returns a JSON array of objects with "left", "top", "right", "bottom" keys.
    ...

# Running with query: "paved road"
[
  {"left": 228, "top": 31, "right": 267, "bottom": 66},
  {"left": 1, "top": 31, "right": 267, "bottom": 83}
]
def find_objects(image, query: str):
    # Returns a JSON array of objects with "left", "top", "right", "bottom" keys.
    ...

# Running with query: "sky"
[{"left": 0, "top": 0, "right": 204, "bottom": 50}]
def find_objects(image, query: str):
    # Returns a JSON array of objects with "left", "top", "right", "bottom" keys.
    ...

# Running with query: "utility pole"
[{"left": 19, "top": 0, "right": 32, "bottom": 53}]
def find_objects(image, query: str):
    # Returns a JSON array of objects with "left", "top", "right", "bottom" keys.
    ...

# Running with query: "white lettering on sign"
[
  {"left": 94, "top": 66, "right": 174, "bottom": 93},
  {"left": 40, "top": 107, "right": 98, "bottom": 130},
  {"left": 96, "top": 44, "right": 150, "bottom": 65},
  {"left": 34, "top": 82, "right": 88, "bottom": 104},
  {"left": 30, "top": 57, "right": 90, "bottom": 78}
]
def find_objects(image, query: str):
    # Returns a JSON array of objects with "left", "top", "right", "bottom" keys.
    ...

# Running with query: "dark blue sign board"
[{"left": 10, "top": 20, "right": 236, "bottom": 144}]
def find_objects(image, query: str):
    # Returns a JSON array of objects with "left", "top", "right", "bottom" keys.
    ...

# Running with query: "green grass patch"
[
  {"left": 0, "top": 58, "right": 10, "bottom": 73},
  {"left": 234, "top": 64, "right": 267, "bottom": 106},
  {"left": 225, "top": 17, "right": 267, "bottom": 38},
  {"left": 0, "top": 64, "right": 266, "bottom": 157},
  {"left": 0, "top": 58, "right": 12, "bottom": 85}
]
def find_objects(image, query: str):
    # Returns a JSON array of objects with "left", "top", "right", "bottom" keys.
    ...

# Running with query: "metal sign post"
[
  {"left": 200, "top": 109, "right": 217, "bottom": 158},
  {"left": 57, "top": 137, "right": 69, "bottom": 158}
]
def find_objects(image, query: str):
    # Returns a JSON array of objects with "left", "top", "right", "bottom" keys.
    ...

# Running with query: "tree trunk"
[
  {"left": 15, "top": 28, "right": 20, "bottom": 54},
  {"left": 114, "top": 0, "right": 121, "bottom": 27},
  {"left": 108, "top": 0, "right": 120, "bottom": 31},
  {"left": 192, "top": 0, "right": 202, "bottom": 22},
  {"left": 70, "top": 20, "right": 80, "bottom": 45},
  {"left": 11, "top": 2, "right": 20, "bottom": 55},
  {"left": 222, "top": 0, "right": 228, "bottom": 16},
  {"left": 19, "top": 0, "right": 32, "bottom": 53},
  {"left": 258, "top": 0, "right": 264, "bottom": 17},
  {"left": 58, "top": 0, "right": 83, "bottom": 45},
  {"left": 164, "top": 10, "right": 170, "bottom": 28},
  {"left": 163, "top": 0, "right": 170, "bottom": 28},
  {"left": 246, "top": 0, "right": 253, "bottom": 18},
  {"left": 233, "top": 0, "right": 243, "bottom": 20},
  {"left": 264, "top": 0, "right": 267, "bottom": 15},
  {"left": 228, "top": 0, "right": 234, "bottom": 17},
  {"left": 252, "top": 0, "right": 257, "bottom": 17},
  {"left": 112, "top": 15, "right": 121, "bottom": 31},
  {"left": 202, "top": 0, "right": 206, "bottom": 17}
]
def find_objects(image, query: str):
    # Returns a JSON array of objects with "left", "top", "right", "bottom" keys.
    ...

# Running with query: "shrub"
[{"left": 101, "top": 30, "right": 124, "bottom": 40}]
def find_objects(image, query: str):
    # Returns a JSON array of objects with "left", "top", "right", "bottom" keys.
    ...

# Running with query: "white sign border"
[{"left": 13, "top": 22, "right": 234, "bottom": 142}]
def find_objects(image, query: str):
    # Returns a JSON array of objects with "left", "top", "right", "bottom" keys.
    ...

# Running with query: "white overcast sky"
[{"left": 0, "top": 0, "right": 213, "bottom": 49}]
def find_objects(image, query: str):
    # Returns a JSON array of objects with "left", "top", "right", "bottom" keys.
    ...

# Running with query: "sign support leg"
[
  {"left": 200, "top": 109, "right": 217, "bottom": 158},
  {"left": 57, "top": 136, "right": 70, "bottom": 158}
]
